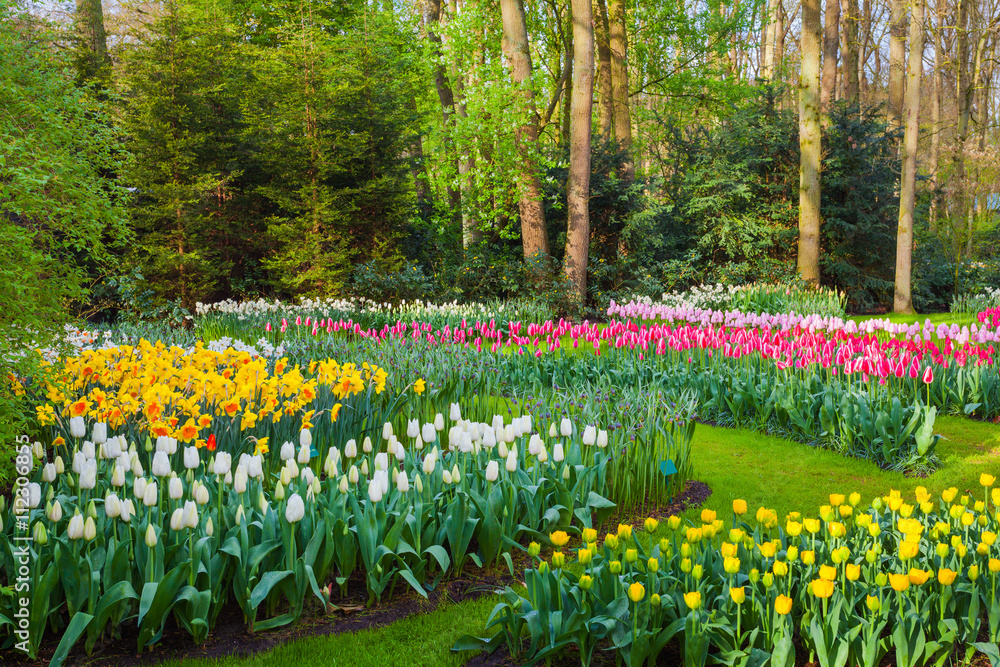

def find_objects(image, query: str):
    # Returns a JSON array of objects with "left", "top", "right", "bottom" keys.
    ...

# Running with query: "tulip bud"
[
  {"left": 344, "top": 439, "right": 358, "bottom": 458},
  {"left": 145, "top": 524, "right": 158, "bottom": 547},
  {"left": 33, "top": 522, "right": 48, "bottom": 545},
  {"left": 297, "top": 443, "right": 311, "bottom": 464},
  {"left": 169, "top": 477, "right": 184, "bottom": 500},
  {"left": 143, "top": 481, "right": 158, "bottom": 506},
  {"left": 170, "top": 508, "right": 185, "bottom": 531},
  {"left": 206, "top": 517, "right": 214, "bottom": 536},
  {"left": 485, "top": 460, "right": 499, "bottom": 482}
]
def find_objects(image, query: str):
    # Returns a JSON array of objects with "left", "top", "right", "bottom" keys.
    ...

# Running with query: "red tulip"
[{"left": 922, "top": 366, "right": 934, "bottom": 384}]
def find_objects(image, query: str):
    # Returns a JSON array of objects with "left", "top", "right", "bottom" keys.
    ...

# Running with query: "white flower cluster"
[
  {"left": 204, "top": 336, "right": 287, "bottom": 359},
  {"left": 195, "top": 296, "right": 525, "bottom": 321}
]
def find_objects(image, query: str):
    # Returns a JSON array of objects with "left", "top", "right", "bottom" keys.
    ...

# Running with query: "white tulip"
[
  {"left": 92, "top": 422, "right": 107, "bottom": 445},
  {"left": 212, "top": 452, "right": 232, "bottom": 476},
  {"left": 422, "top": 453, "right": 436, "bottom": 475},
  {"left": 382, "top": 421, "right": 393, "bottom": 440},
  {"left": 491, "top": 415, "right": 504, "bottom": 430},
  {"left": 560, "top": 418, "right": 573, "bottom": 437},
  {"left": 460, "top": 432, "right": 473, "bottom": 453},
  {"left": 498, "top": 442, "right": 508, "bottom": 459},
  {"left": 553, "top": 442, "right": 565, "bottom": 462},
  {"left": 414, "top": 435, "right": 424, "bottom": 451},
  {"left": 422, "top": 423, "right": 436, "bottom": 443},
  {"left": 538, "top": 446, "right": 548, "bottom": 463},
  {"left": 247, "top": 455, "right": 263, "bottom": 478},
  {"left": 414, "top": 472, "right": 423, "bottom": 493},
  {"left": 505, "top": 450, "right": 517, "bottom": 472},
  {"left": 448, "top": 426, "right": 460, "bottom": 449},
  {"left": 504, "top": 425, "right": 515, "bottom": 443},
  {"left": 72, "top": 452, "right": 85, "bottom": 474},
  {"left": 42, "top": 463, "right": 56, "bottom": 483},
  {"left": 528, "top": 434, "right": 543, "bottom": 456},
  {"left": 548, "top": 423, "right": 558, "bottom": 438},
  {"left": 301, "top": 468, "right": 315, "bottom": 486},
  {"left": 367, "top": 481, "right": 383, "bottom": 503},
  {"left": 182, "top": 500, "right": 199, "bottom": 528},
  {"left": 142, "top": 481, "right": 158, "bottom": 506},
  {"left": 169, "top": 477, "right": 184, "bottom": 500},
  {"left": 485, "top": 460, "right": 499, "bottom": 482},
  {"left": 79, "top": 462, "right": 97, "bottom": 490},
  {"left": 483, "top": 428, "right": 497, "bottom": 448},
  {"left": 349, "top": 465, "right": 359, "bottom": 484},
  {"left": 405, "top": 418, "right": 419, "bottom": 439},
  {"left": 205, "top": 517, "right": 214, "bottom": 536},
  {"left": 596, "top": 430, "right": 608, "bottom": 448},
  {"left": 54, "top": 455, "right": 65, "bottom": 474},
  {"left": 299, "top": 429, "right": 312, "bottom": 449},
  {"left": 234, "top": 469, "right": 248, "bottom": 494},
  {"left": 104, "top": 494, "right": 121, "bottom": 519},
  {"left": 562, "top": 466, "right": 571, "bottom": 480},
  {"left": 109, "top": 465, "right": 125, "bottom": 488},
  {"left": 258, "top": 492, "right": 268, "bottom": 514},
  {"left": 184, "top": 446, "right": 199, "bottom": 469},
  {"left": 82, "top": 440, "right": 96, "bottom": 460},
  {"left": 83, "top": 516, "right": 97, "bottom": 541},
  {"left": 280, "top": 441, "right": 294, "bottom": 460},
  {"left": 360, "top": 459, "right": 369, "bottom": 476},
  {"left": 582, "top": 425, "right": 597, "bottom": 445},
  {"left": 374, "top": 452, "right": 388, "bottom": 471},
  {"left": 195, "top": 483, "right": 210, "bottom": 505},
  {"left": 297, "top": 443, "right": 311, "bottom": 464},
  {"left": 339, "top": 475, "right": 349, "bottom": 493},
  {"left": 442, "top": 470, "right": 452, "bottom": 485},
  {"left": 32, "top": 440, "right": 44, "bottom": 460},
  {"left": 449, "top": 402, "right": 461, "bottom": 421},
  {"left": 434, "top": 413, "right": 445, "bottom": 431},
  {"left": 67, "top": 514, "right": 85, "bottom": 539},
  {"left": 47, "top": 499, "right": 63, "bottom": 522},
  {"left": 235, "top": 504, "right": 245, "bottom": 525},
  {"left": 131, "top": 454, "right": 143, "bottom": 477},
  {"left": 104, "top": 435, "right": 121, "bottom": 458},
  {"left": 152, "top": 451, "right": 171, "bottom": 477},
  {"left": 363, "top": 436, "right": 373, "bottom": 453},
  {"left": 134, "top": 475, "right": 148, "bottom": 500},
  {"left": 344, "top": 439, "right": 358, "bottom": 458},
  {"left": 69, "top": 416, "right": 86, "bottom": 439},
  {"left": 397, "top": 470, "right": 410, "bottom": 493},
  {"left": 121, "top": 499, "right": 135, "bottom": 523},
  {"left": 170, "top": 508, "right": 185, "bottom": 531},
  {"left": 312, "top": 477, "right": 321, "bottom": 495},
  {"left": 145, "top": 524, "right": 157, "bottom": 547},
  {"left": 274, "top": 481, "right": 285, "bottom": 500}
]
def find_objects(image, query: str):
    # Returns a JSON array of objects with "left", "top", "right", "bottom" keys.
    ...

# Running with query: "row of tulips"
[
  {"left": 462, "top": 481, "right": 1000, "bottom": 667},
  {"left": 248, "top": 316, "right": 969, "bottom": 469},
  {"left": 1, "top": 400, "right": 699, "bottom": 664}
]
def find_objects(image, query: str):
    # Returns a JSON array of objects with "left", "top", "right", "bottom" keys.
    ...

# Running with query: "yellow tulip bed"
[{"left": 465, "top": 482, "right": 1000, "bottom": 667}]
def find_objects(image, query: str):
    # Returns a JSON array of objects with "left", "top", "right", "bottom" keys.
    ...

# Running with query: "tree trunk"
[
  {"left": 608, "top": 0, "right": 632, "bottom": 178},
  {"left": 762, "top": 0, "right": 781, "bottom": 79},
  {"left": 798, "top": 0, "right": 822, "bottom": 285},
  {"left": 562, "top": 20, "right": 573, "bottom": 148},
  {"left": 888, "top": 0, "right": 907, "bottom": 130},
  {"left": 75, "top": 0, "right": 109, "bottom": 81},
  {"left": 929, "top": 0, "right": 942, "bottom": 231},
  {"left": 500, "top": 0, "right": 550, "bottom": 258},
  {"left": 595, "top": 0, "right": 614, "bottom": 139},
  {"left": 840, "top": 0, "right": 859, "bottom": 103},
  {"left": 895, "top": 0, "right": 923, "bottom": 314},
  {"left": 565, "top": 0, "right": 594, "bottom": 301},
  {"left": 822, "top": 0, "right": 841, "bottom": 113}
]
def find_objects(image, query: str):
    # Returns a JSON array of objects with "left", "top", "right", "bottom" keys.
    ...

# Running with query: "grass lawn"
[{"left": 160, "top": 414, "right": 1000, "bottom": 667}]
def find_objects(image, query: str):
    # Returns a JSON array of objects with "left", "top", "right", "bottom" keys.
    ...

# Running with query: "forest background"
[{"left": 3, "top": 0, "right": 1000, "bottom": 331}]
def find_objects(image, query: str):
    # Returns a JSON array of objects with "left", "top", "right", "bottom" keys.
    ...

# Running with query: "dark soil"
[{"left": 604, "top": 479, "right": 713, "bottom": 532}]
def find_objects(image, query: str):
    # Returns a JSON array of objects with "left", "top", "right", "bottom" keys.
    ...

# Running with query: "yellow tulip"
[
  {"left": 773, "top": 561, "right": 789, "bottom": 577},
  {"left": 720, "top": 541, "right": 738, "bottom": 558},
  {"left": 819, "top": 565, "right": 837, "bottom": 581},
  {"left": 724, "top": 556, "right": 741, "bottom": 574},
  {"left": 937, "top": 568, "right": 957, "bottom": 586},
  {"left": 730, "top": 586, "right": 746, "bottom": 604},
  {"left": 989, "top": 558, "right": 1000, "bottom": 574},
  {"left": 551, "top": 552, "right": 566, "bottom": 569},
  {"left": 617, "top": 523, "right": 633, "bottom": 540},
  {"left": 775, "top": 594, "right": 793, "bottom": 615},
  {"left": 647, "top": 557, "right": 659, "bottom": 573},
  {"left": 701, "top": 509, "right": 717, "bottom": 524},
  {"left": 846, "top": 564, "right": 860, "bottom": 581},
  {"left": 801, "top": 550, "right": 815, "bottom": 565},
  {"left": 582, "top": 528, "right": 597, "bottom": 543},
  {"left": 579, "top": 574, "right": 594, "bottom": 590},
  {"left": 683, "top": 591, "right": 701, "bottom": 610},
  {"left": 644, "top": 517, "right": 659, "bottom": 533},
  {"left": 829, "top": 493, "right": 845, "bottom": 507},
  {"left": 625, "top": 548, "right": 638, "bottom": 563},
  {"left": 733, "top": 499, "right": 747, "bottom": 515},
  {"left": 982, "top": 473, "right": 997, "bottom": 487},
  {"left": 549, "top": 531, "right": 570, "bottom": 548},
  {"left": 889, "top": 573, "right": 910, "bottom": 591},
  {"left": 865, "top": 595, "right": 881, "bottom": 612},
  {"left": 899, "top": 541, "right": 919, "bottom": 560},
  {"left": 785, "top": 521, "right": 802, "bottom": 537}
]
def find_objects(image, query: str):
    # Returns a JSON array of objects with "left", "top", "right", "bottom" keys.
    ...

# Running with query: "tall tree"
[
  {"left": 887, "top": 0, "right": 906, "bottom": 129},
  {"left": 74, "top": 0, "right": 109, "bottom": 81},
  {"left": 928, "top": 0, "right": 943, "bottom": 229},
  {"left": 762, "top": 0, "right": 781, "bottom": 79},
  {"left": 500, "top": 0, "right": 550, "bottom": 258},
  {"left": 608, "top": 0, "right": 632, "bottom": 178},
  {"left": 840, "top": 0, "right": 859, "bottom": 103},
  {"left": 595, "top": 0, "right": 614, "bottom": 138},
  {"left": 798, "top": 0, "right": 822, "bottom": 284},
  {"left": 894, "top": 0, "right": 924, "bottom": 313},
  {"left": 821, "top": 0, "right": 841, "bottom": 111},
  {"left": 424, "top": 0, "right": 462, "bottom": 214},
  {"left": 564, "top": 0, "right": 594, "bottom": 300}
]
